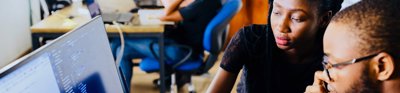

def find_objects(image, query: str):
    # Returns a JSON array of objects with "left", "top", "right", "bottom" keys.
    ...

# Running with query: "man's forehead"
[{"left": 323, "top": 22, "right": 361, "bottom": 61}]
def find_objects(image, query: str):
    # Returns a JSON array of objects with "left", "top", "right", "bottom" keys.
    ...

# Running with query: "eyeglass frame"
[
  {"left": 322, "top": 53, "right": 379, "bottom": 81},
  {"left": 321, "top": 53, "right": 380, "bottom": 92}
]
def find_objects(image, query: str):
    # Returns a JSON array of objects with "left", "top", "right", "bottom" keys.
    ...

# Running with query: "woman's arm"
[
  {"left": 206, "top": 26, "right": 253, "bottom": 92},
  {"left": 161, "top": 0, "right": 184, "bottom": 15},
  {"left": 159, "top": 0, "right": 184, "bottom": 21},
  {"left": 206, "top": 68, "right": 238, "bottom": 93}
]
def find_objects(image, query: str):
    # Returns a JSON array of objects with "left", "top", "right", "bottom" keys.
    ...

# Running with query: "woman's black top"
[{"left": 220, "top": 24, "right": 323, "bottom": 93}]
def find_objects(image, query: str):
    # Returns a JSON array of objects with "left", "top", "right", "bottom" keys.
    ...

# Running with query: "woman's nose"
[{"left": 276, "top": 17, "right": 290, "bottom": 33}]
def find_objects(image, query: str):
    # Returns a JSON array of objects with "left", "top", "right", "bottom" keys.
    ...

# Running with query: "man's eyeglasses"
[
  {"left": 321, "top": 53, "right": 379, "bottom": 92},
  {"left": 322, "top": 53, "right": 379, "bottom": 81}
]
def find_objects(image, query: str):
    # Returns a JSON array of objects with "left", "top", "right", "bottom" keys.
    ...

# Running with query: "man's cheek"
[{"left": 334, "top": 70, "right": 359, "bottom": 92}]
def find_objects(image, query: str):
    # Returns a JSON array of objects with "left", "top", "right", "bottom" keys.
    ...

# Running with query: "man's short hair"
[{"left": 331, "top": 0, "right": 400, "bottom": 56}]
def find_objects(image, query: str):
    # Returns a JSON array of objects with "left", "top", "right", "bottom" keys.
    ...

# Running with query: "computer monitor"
[
  {"left": 87, "top": 0, "right": 102, "bottom": 18},
  {"left": 0, "top": 16, "right": 125, "bottom": 93}
]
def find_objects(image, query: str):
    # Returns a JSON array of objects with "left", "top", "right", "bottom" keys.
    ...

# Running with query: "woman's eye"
[{"left": 291, "top": 17, "right": 302, "bottom": 22}]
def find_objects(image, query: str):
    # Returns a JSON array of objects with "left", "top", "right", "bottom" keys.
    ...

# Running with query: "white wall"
[
  {"left": 31, "top": 0, "right": 42, "bottom": 25},
  {"left": 0, "top": 0, "right": 32, "bottom": 67},
  {"left": 341, "top": 0, "right": 361, "bottom": 10}
]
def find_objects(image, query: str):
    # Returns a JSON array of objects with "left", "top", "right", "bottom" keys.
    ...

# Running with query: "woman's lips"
[{"left": 276, "top": 36, "right": 290, "bottom": 46}]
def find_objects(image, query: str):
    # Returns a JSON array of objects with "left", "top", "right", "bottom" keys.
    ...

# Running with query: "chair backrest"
[
  {"left": 201, "top": 0, "right": 241, "bottom": 73},
  {"left": 203, "top": 0, "right": 242, "bottom": 54}
]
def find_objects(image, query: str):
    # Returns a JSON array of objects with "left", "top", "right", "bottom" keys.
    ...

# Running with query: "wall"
[
  {"left": 0, "top": 0, "right": 32, "bottom": 67},
  {"left": 341, "top": 0, "right": 361, "bottom": 10},
  {"left": 226, "top": 0, "right": 269, "bottom": 48}
]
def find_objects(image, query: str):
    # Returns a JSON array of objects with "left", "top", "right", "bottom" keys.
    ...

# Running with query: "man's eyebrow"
[
  {"left": 324, "top": 53, "right": 330, "bottom": 57},
  {"left": 323, "top": 52, "right": 341, "bottom": 62}
]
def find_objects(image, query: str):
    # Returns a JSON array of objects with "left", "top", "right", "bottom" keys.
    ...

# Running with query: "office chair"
[{"left": 139, "top": 0, "right": 242, "bottom": 92}]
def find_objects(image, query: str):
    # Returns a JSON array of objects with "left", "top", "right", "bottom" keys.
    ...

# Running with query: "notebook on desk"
[{"left": 137, "top": 9, "right": 174, "bottom": 25}]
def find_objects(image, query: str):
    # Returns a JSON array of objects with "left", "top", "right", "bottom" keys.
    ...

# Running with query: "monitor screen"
[
  {"left": 0, "top": 16, "right": 124, "bottom": 93},
  {"left": 87, "top": 0, "right": 102, "bottom": 18}
]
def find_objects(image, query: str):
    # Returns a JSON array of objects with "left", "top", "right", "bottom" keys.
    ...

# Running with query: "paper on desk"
[
  {"left": 62, "top": 19, "right": 78, "bottom": 27},
  {"left": 138, "top": 9, "right": 174, "bottom": 25}
]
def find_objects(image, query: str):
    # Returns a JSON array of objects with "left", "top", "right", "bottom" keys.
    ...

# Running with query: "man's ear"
[
  {"left": 320, "top": 11, "right": 333, "bottom": 28},
  {"left": 373, "top": 52, "right": 395, "bottom": 81}
]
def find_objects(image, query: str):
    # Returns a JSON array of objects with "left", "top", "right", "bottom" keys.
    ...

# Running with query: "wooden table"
[
  {"left": 30, "top": 5, "right": 173, "bottom": 93},
  {"left": 30, "top": 5, "right": 173, "bottom": 49}
]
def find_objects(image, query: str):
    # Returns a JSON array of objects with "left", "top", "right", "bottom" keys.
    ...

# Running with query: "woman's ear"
[
  {"left": 373, "top": 52, "right": 395, "bottom": 81},
  {"left": 320, "top": 11, "right": 333, "bottom": 28}
]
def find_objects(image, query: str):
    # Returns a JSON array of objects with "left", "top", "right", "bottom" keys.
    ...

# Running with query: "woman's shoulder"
[
  {"left": 220, "top": 24, "right": 271, "bottom": 73},
  {"left": 226, "top": 24, "right": 272, "bottom": 56},
  {"left": 238, "top": 24, "right": 270, "bottom": 37},
  {"left": 233, "top": 24, "right": 271, "bottom": 45}
]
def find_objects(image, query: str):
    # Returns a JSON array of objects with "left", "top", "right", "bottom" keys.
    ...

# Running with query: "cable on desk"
[{"left": 113, "top": 21, "right": 125, "bottom": 68}]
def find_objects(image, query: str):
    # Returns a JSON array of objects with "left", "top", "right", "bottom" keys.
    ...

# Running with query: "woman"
[{"left": 207, "top": 0, "right": 343, "bottom": 92}]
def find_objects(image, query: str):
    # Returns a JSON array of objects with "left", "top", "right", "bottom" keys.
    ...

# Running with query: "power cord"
[
  {"left": 113, "top": 21, "right": 130, "bottom": 92},
  {"left": 113, "top": 21, "right": 125, "bottom": 67}
]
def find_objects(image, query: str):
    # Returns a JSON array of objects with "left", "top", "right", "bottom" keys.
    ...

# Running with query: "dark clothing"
[
  {"left": 112, "top": 0, "right": 221, "bottom": 89},
  {"left": 220, "top": 24, "right": 323, "bottom": 93},
  {"left": 165, "top": 0, "right": 221, "bottom": 56}
]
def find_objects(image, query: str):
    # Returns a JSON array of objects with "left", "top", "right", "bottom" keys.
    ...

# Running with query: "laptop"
[
  {"left": 0, "top": 16, "right": 127, "bottom": 93},
  {"left": 87, "top": 0, "right": 136, "bottom": 24}
]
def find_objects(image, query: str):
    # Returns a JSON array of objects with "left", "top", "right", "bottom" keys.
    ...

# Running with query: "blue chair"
[{"left": 139, "top": 0, "right": 242, "bottom": 92}]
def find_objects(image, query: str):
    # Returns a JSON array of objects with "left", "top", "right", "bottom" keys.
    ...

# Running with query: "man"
[{"left": 305, "top": 0, "right": 400, "bottom": 93}]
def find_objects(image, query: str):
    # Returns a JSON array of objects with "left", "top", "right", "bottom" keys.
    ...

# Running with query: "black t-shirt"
[
  {"left": 220, "top": 24, "right": 323, "bottom": 93},
  {"left": 165, "top": 0, "right": 222, "bottom": 55}
]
